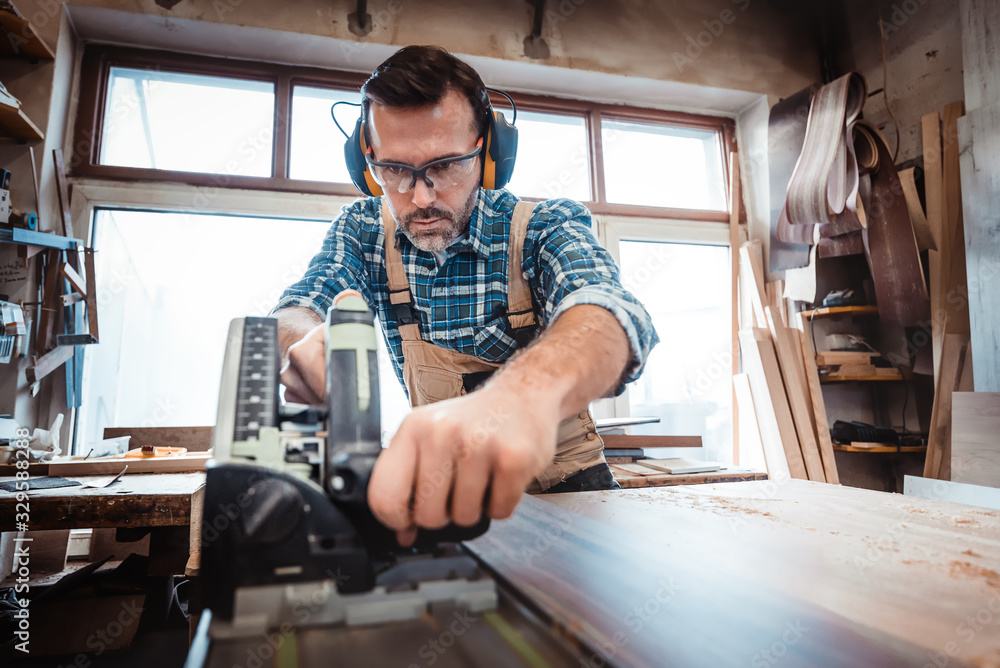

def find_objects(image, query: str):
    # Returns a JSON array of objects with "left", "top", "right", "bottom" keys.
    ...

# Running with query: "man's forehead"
[{"left": 369, "top": 93, "right": 479, "bottom": 162}]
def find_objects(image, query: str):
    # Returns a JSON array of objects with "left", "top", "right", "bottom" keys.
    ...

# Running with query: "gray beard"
[{"left": 398, "top": 188, "right": 479, "bottom": 252}]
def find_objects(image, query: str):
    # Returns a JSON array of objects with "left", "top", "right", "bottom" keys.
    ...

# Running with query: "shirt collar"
[{"left": 389, "top": 190, "right": 493, "bottom": 261}]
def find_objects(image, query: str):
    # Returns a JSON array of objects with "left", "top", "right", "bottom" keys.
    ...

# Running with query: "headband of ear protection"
[{"left": 338, "top": 90, "right": 518, "bottom": 197}]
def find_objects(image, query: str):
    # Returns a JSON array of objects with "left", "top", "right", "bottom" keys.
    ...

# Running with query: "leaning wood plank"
[
  {"left": 942, "top": 101, "right": 970, "bottom": 341},
  {"left": 958, "top": 103, "right": 1000, "bottom": 393},
  {"left": 733, "top": 373, "right": 767, "bottom": 472},
  {"left": 601, "top": 435, "right": 702, "bottom": 450},
  {"left": 951, "top": 392, "right": 1000, "bottom": 487},
  {"left": 922, "top": 112, "right": 945, "bottom": 380},
  {"left": 729, "top": 151, "right": 741, "bottom": 465},
  {"left": 924, "top": 334, "right": 969, "bottom": 479},
  {"left": 26, "top": 346, "right": 74, "bottom": 384},
  {"left": 796, "top": 319, "right": 839, "bottom": 484},
  {"left": 739, "top": 241, "right": 767, "bottom": 327},
  {"left": 83, "top": 248, "right": 99, "bottom": 341},
  {"left": 52, "top": 148, "right": 74, "bottom": 238},
  {"left": 467, "top": 492, "right": 945, "bottom": 667},
  {"left": 765, "top": 307, "right": 825, "bottom": 482},
  {"left": 538, "top": 482, "right": 1000, "bottom": 665},
  {"left": 48, "top": 453, "right": 211, "bottom": 476},
  {"left": 738, "top": 328, "right": 804, "bottom": 479},
  {"left": 898, "top": 166, "right": 936, "bottom": 252},
  {"left": 35, "top": 249, "right": 61, "bottom": 354},
  {"left": 102, "top": 426, "right": 214, "bottom": 452},
  {"left": 59, "top": 263, "right": 86, "bottom": 296}
]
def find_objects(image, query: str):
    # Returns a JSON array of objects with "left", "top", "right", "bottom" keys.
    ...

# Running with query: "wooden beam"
[
  {"left": 729, "top": 151, "right": 741, "bottom": 466},
  {"left": 739, "top": 241, "right": 767, "bottom": 328},
  {"left": 797, "top": 316, "right": 840, "bottom": 484},
  {"left": 26, "top": 346, "right": 74, "bottom": 384},
  {"left": 601, "top": 435, "right": 702, "bottom": 450},
  {"left": 924, "top": 334, "right": 970, "bottom": 479},
  {"left": 921, "top": 112, "right": 944, "bottom": 380},
  {"left": 83, "top": 248, "right": 100, "bottom": 341},
  {"left": 35, "top": 249, "right": 61, "bottom": 354},
  {"left": 765, "top": 307, "right": 825, "bottom": 482},
  {"left": 60, "top": 263, "right": 86, "bottom": 296},
  {"left": 738, "top": 328, "right": 805, "bottom": 479}
]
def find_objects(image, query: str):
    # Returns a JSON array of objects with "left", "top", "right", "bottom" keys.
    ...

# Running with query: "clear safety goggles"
[{"left": 365, "top": 139, "right": 483, "bottom": 194}]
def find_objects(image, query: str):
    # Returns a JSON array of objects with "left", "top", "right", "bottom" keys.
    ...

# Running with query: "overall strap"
[
  {"left": 381, "top": 200, "right": 422, "bottom": 342},
  {"left": 507, "top": 201, "right": 539, "bottom": 347}
]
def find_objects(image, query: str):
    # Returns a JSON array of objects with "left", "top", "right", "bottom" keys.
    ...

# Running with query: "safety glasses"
[{"left": 365, "top": 139, "right": 483, "bottom": 194}]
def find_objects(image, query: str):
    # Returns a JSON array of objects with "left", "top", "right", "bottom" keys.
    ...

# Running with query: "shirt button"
[
  {"left": 586, "top": 431, "right": 597, "bottom": 441},
  {"left": 579, "top": 411, "right": 588, "bottom": 420},
  {"left": 522, "top": 272, "right": 529, "bottom": 280}
]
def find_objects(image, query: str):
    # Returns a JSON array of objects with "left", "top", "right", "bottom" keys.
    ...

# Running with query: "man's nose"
[{"left": 411, "top": 177, "right": 436, "bottom": 209}]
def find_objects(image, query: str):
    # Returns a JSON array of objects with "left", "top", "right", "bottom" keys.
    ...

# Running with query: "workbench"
[{"left": 464, "top": 479, "right": 1000, "bottom": 667}]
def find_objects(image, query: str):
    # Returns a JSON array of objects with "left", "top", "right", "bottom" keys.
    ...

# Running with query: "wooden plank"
[
  {"left": 898, "top": 167, "right": 937, "bottom": 252},
  {"left": 102, "top": 426, "right": 214, "bottom": 451},
  {"left": 0, "top": 6, "right": 56, "bottom": 59},
  {"left": 951, "top": 392, "right": 1000, "bottom": 487},
  {"left": 468, "top": 488, "right": 986, "bottom": 667},
  {"left": 47, "top": 453, "right": 211, "bottom": 477},
  {"left": 0, "top": 95, "right": 44, "bottom": 141},
  {"left": 537, "top": 481, "right": 1000, "bottom": 665},
  {"left": 922, "top": 112, "right": 945, "bottom": 380},
  {"left": 796, "top": 320, "right": 839, "bottom": 484},
  {"left": 610, "top": 463, "right": 664, "bottom": 477},
  {"left": 26, "top": 345, "right": 73, "bottom": 384},
  {"left": 59, "top": 262, "right": 86, "bottom": 296},
  {"left": 729, "top": 151, "right": 741, "bottom": 466},
  {"left": 639, "top": 458, "right": 721, "bottom": 474},
  {"left": 52, "top": 149, "right": 75, "bottom": 238},
  {"left": 613, "top": 468, "right": 767, "bottom": 488},
  {"left": 738, "top": 328, "right": 804, "bottom": 479},
  {"left": 924, "top": 334, "right": 970, "bottom": 479},
  {"left": 942, "top": 101, "right": 970, "bottom": 341},
  {"left": 739, "top": 241, "right": 766, "bottom": 327},
  {"left": 0, "top": 473, "right": 204, "bottom": 531},
  {"left": 83, "top": 248, "right": 99, "bottom": 341},
  {"left": 733, "top": 373, "right": 766, "bottom": 471},
  {"left": 765, "top": 307, "right": 825, "bottom": 482},
  {"left": 958, "top": 103, "right": 1000, "bottom": 393},
  {"left": 35, "top": 249, "right": 61, "bottom": 354},
  {"left": 815, "top": 351, "right": 877, "bottom": 365},
  {"left": 799, "top": 305, "right": 879, "bottom": 319},
  {"left": 601, "top": 434, "right": 702, "bottom": 450}
]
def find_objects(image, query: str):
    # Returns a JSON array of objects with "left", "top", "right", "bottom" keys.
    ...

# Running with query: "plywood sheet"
[{"left": 951, "top": 392, "right": 1000, "bottom": 487}]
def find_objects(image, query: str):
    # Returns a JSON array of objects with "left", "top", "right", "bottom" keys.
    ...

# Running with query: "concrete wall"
[{"left": 833, "top": 0, "right": 964, "bottom": 164}]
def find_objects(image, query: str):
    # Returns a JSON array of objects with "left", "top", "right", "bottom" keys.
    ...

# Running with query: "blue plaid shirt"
[{"left": 273, "top": 188, "right": 659, "bottom": 396}]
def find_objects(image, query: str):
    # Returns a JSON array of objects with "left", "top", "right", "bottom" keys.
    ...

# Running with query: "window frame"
[{"left": 73, "top": 44, "right": 736, "bottom": 221}]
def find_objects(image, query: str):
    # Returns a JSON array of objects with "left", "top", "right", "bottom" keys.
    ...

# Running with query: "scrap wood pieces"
[{"left": 924, "top": 334, "right": 974, "bottom": 480}]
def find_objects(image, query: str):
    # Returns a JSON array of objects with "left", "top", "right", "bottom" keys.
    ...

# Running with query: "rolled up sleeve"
[{"left": 524, "top": 199, "right": 660, "bottom": 395}]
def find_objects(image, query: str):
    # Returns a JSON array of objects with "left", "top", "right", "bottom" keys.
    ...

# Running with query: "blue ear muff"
[
  {"left": 344, "top": 116, "right": 383, "bottom": 197},
  {"left": 482, "top": 110, "right": 518, "bottom": 190}
]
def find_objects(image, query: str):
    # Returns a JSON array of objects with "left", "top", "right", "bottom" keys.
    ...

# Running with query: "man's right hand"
[{"left": 277, "top": 308, "right": 326, "bottom": 404}]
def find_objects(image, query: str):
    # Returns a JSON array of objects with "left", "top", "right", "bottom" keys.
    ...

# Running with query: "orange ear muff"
[
  {"left": 344, "top": 116, "right": 383, "bottom": 197},
  {"left": 483, "top": 109, "right": 518, "bottom": 190}
]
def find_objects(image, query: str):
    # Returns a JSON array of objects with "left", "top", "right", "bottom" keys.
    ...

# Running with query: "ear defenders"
[{"left": 340, "top": 91, "right": 518, "bottom": 197}]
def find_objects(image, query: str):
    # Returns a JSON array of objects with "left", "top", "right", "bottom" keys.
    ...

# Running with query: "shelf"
[
  {"left": 0, "top": 4, "right": 56, "bottom": 60},
  {"left": 800, "top": 305, "right": 879, "bottom": 319},
  {"left": 0, "top": 227, "right": 79, "bottom": 250},
  {"left": 833, "top": 443, "right": 927, "bottom": 453},
  {"left": 821, "top": 374, "right": 904, "bottom": 383},
  {"left": 0, "top": 86, "right": 44, "bottom": 141}
]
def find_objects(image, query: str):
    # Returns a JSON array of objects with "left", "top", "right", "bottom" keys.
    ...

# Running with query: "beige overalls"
[{"left": 381, "top": 200, "right": 608, "bottom": 493}]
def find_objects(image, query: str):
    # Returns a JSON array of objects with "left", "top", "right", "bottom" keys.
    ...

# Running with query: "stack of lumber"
[{"left": 736, "top": 240, "right": 838, "bottom": 483}]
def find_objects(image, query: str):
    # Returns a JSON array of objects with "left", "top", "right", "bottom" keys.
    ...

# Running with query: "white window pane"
[
  {"left": 290, "top": 86, "right": 362, "bottom": 183},
  {"left": 79, "top": 210, "right": 409, "bottom": 451},
  {"left": 100, "top": 68, "right": 275, "bottom": 177},
  {"left": 602, "top": 120, "right": 725, "bottom": 210},
  {"left": 499, "top": 109, "right": 590, "bottom": 201},
  {"left": 619, "top": 240, "right": 732, "bottom": 463}
]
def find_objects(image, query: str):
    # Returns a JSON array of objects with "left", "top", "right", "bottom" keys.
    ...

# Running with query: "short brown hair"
[{"left": 361, "top": 45, "right": 490, "bottom": 138}]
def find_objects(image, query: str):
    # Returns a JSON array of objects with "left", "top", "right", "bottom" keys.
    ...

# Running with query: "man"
[{"left": 274, "top": 45, "right": 658, "bottom": 546}]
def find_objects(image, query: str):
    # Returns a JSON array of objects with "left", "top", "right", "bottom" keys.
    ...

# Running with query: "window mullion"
[
  {"left": 273, "top": 72, "right": 292, "bottom": 180},
  {"left": 587, "top": 108, "right": 607, "bottom": 205}
]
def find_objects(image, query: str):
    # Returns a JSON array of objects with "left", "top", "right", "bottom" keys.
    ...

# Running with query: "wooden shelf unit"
[
  {"left": 833, "top": 443, "right": 927, "bottom": 453},
  {"left": 0, "top": 3, "right": 56, "bottom": 60},
  {"left": 800, "top": 305, "right": 879, "bottom": 319}
]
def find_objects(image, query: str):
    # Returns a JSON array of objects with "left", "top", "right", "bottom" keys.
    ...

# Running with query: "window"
[
  {"left": 616, "top": 240, "right": 732, "bottom": 463},
  {"left": 290, "top": 85, "right": 362, "bottom": 183},
  {"left": 79, "top": 209, "right": 409, "bottom": 450},
  {"left": 601, "top": 119, "right": 726, "bottom": 210},
  {"left": 101, "top": 68, "right": 275, "bottom": 176},
  {"left": 499, "top": 109, "right": 590, "bottom": 201}
]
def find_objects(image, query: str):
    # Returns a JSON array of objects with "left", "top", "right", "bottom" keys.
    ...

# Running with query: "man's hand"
[
  {"left": 277, "top": 307, "right": 325, "bottom": 405},
  {"left": 368, "top": 384, "right": 561, "bottom": 546}
]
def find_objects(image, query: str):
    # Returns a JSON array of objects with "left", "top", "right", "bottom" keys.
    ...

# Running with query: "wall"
[{"left": 833, "top": 0, "right": 964, "bottom": 164}]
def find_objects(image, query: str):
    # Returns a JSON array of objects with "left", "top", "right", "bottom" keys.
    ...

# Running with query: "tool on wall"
[
  {"left": 200, "top": 290, "right": 494, "bottom": 636},
  {"left": 0, "top": 299, "right": 26, "bottom": 364}
]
